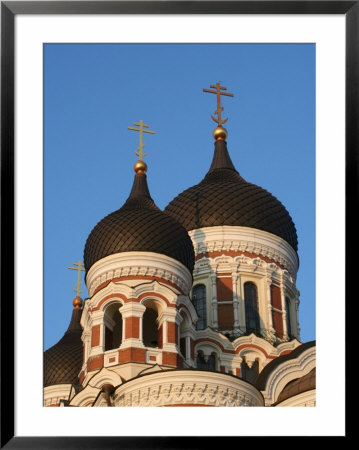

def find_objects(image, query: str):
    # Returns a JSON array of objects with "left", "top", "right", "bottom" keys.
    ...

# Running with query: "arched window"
[
  {"left": 285, "top": 297, "right": 292, "bottom": 338},
  {"left": 104, "top": 304, "right": 123, "bottom": 351},
  {"left": 192, "top": 284, "right": 207, "bottom": 330},
  {"left": 241, "top": 357, "right": 259, "bottom": 384},
  {"left": 244, "top": 282, "right": 260, "bottom": 334},
  {"left": 142, "top": 307, "right": 159, "bottom": 348},
  {"left": 196, "top": 350, "right": 216, "bottom": 371}
]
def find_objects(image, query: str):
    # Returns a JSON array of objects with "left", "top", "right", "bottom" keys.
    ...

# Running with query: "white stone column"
[
  {"left": 265, "top": 276, "right": 275, "bottom": 342},
  {"left": 211, "top": 273, "right": 218, "bottom": 329},
  {"left": 295, "top": 293, "right": 301, "bottom": 340},
  {"left": 280, "top": 271, "right": 288, "bottom": 339},
  {"left": 238, "top": 274, "right": 246, "bottom": 331},
  {"left": 232, "top": 272, "right": 240, "bottom": 330},
  {"left": 266, "top": 276, "right": 274, "bottom": 330},
  {"left": 158, "top": 308, "right": 179, "bottom": 353},
  {"left": 81, "top": 330, "right": 91, "bottom": 366},
  {"left": 185, "top": 336, "right": 191, "bottom": 361}
]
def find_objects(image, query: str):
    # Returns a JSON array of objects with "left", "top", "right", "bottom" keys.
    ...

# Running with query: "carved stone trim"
[
  {"left": 189, "top": 226, "right": 298, "bottom": 277},
  {"left": 113, "top": 370, "right": 264, "bottom": 407},
  {"left": 86, "top": 252, "right": 193, "bottom": 296},
  {"left": 43, "top": 384, "right": 72, "bottom": 406}
]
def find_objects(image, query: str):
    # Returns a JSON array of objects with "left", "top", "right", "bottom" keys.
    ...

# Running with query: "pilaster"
[
  {"left": 232, "top": 270, "right": 240, "bottom": 331},
  {"left": 211, "top": 273, "right": 218, "bottom": 329}
]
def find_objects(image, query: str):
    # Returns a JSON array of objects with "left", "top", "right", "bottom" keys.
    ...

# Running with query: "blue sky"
[{"left": 44, "top": 43, "right": 315, "bottom": 350}]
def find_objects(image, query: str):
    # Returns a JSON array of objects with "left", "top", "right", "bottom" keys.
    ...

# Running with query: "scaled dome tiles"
[
  {"left": 43, "top": 309, "right": 83, "bottom": 387},
  {"left": 165, "top": 140, "right": 298, "bottom": 252},
  {"left": 84, "top": 171, "right": 195, "bottom": 273}
]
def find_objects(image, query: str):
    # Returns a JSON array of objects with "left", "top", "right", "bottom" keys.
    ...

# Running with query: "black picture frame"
[{"left": 1, "top": 1, "right": 353, "bottom": 447}]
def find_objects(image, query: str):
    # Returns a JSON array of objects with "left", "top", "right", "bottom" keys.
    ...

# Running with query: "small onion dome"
[
  {"left": 43, "top": 306, "right": 83, "bottom": 387},
  {"left": 274, "top": 367, "right": 316, "bottom": 405},
  {"left": 255, "top": 341, "right": 316, "bottom": 391},
  {"left": 165, "top": 139, "right": 298, "bottom": 252},
  {"left": 83, "top": 164, "right": 195, "bottom": 274}
]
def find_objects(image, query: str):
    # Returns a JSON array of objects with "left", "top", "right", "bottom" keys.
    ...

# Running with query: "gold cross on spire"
[
  {"left": 203, "top": 82, "right": 234, "bottom": 126},
  {"left": 68, "top": 260, "right": 85, "bottom": 297},
  {"left": 128, "top": 120, "right": 155, "bottom": 160}
]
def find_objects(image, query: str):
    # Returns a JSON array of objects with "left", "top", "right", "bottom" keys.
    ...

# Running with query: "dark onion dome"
[
  {"left": 255, "top": 340, "right": 316, "bottom": 391},
  {"left": 273, "top": 367, "right": 316, "bottom": 405},
  {"left": 44, "top": 299, "right": 83, "bottom": 387},
  {"left": 84, "top": 161, "right": 195, "bottom": 274},
  {"left": 165, "top": 137, "right": 298, "bottom": 252}
]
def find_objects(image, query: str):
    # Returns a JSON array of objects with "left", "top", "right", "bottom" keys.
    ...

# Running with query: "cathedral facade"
[{"left": 44, "top": 84, "right": 315, "bottom": 407}]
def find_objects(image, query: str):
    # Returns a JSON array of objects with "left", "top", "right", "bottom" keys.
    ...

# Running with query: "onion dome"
[
  {"left": 84, "top": 160, "right": 195, "bottom": 274},
  {"left": 255, "top": 340, "right": 316, "bottom": 391},
  {"left": 44, "top": 299, "right": 83, "bottom": 387},
  {"left": 274, "top": 367, "right": 316, "bottom": 405},
  {"left": 165, "top": 130, "right": 298, "bottom": 252}
]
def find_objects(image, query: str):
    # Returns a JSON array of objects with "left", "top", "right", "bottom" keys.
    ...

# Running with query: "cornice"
[
  {"left": 189, "top": 226, "right": 298, "bottom": 277},
  {"left": 86, "top": 252, "right": 193, "bottom": 296},
  {"left": 43, "top": 384, "right": 72, "bottom": 406},
  {"left": 114, "top": 369, "right": 264, "bottom": 407}
]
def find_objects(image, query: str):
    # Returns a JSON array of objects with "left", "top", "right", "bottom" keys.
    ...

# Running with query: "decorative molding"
[
  {"left": 86, "top": 252, "right": 193, "bottom": 296},
  {"left": 189, "top": 226, "right": 298, "bottom": 277},
  {"left": 261, "top": 346, "right": 316, "bottom": 405},
  {"left": 69, "top": 384, "right": 100, "bottom": 407},
  {"left": 86, "top": 280, "right": 180, "bottom": 314},
  {"left": 43, "top": 384, "right": 72, "bottom": 406},
  {"left": 114, "top": 370, "right": 264, "bottom": 406},
  {"left": 84, "top": 367, "right": 124, "bottom": 389}
]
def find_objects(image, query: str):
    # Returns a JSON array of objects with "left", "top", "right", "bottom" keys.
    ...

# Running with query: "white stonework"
[
  {"left": 191, "top": 256, "right": 299, "bottom": 340},
  {"left": 43, "top": 384, "right": 72, "bottom": 406},
  {"left": 189, "top": 226, "right": 299, "bottom": 277},
  {"left": 79, "top": 278, "right": 197, "bottom": 379},
  {"left": 113, "top": 370, "right": 264, "bottom": 406},
  {"left": 69, "top": 384, "right": 101, "bottom": 407},
  {"left": 188, "top": 227, "right": 300, "bottom": 341},
  {"left": 45, "top": 217, "right": 314, "bottom": 408},
  {"left": 193, "top": 330, "right": 301, "bottom": 375},
  {"left": 86, "top": 252, "right": 193, "bottom": 296},
  {"left": 260, "top": 345, "right": 316, "bottom": 406}
]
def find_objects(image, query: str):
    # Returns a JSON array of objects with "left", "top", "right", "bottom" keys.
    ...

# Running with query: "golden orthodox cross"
[
  {"left": 128, "top": 120, "right": 155, "bottom": 160},
  {"left": 68, "top": 260, "right": 85, "bottom": 296},
  {"left": 203, "top": 82, "right": 234, "bottom": 126}
]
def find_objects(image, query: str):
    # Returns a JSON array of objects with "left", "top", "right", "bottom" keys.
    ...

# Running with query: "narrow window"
[
  {"left": 104, "top": 306, "right": 123, "bottom": 351},
  {"left": 192, "top": 284, "right": 207, "bottom": 330},
  {"left": 241, "top": 358, "right": 259, "bottom": 384},
  {"left": 142, "top": 307, "right": 159, "bottom": 348},
  {"left": 196, "top": 351, "right": 216, "bottom": 371},
  {"left": 285, "top": 297, "right": 292, "bottom": 338},
  {"left": 244, "top": 282, "right": 260, "bottom": 334}
]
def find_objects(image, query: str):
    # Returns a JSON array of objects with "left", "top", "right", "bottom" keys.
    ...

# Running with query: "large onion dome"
[
  {"left": 165, "top": 136, "right": 298, "bottom": 252},
  {"left": 84, "top": 161, "right": 195, "bottom": 273},
  {"left": 44, "top": 298, "right": 83, "bottom": 387}
]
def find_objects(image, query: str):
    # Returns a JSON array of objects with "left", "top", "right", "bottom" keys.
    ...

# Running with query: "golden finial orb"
[
  {"left": 213, "top": 126, "right": 228, "bottom": 141},
  {"left": 134, "top": 159, "right": 148, "bottom": 173},
  {"left": 72, "top": 296, "right": 83, "bottom": 310}
]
